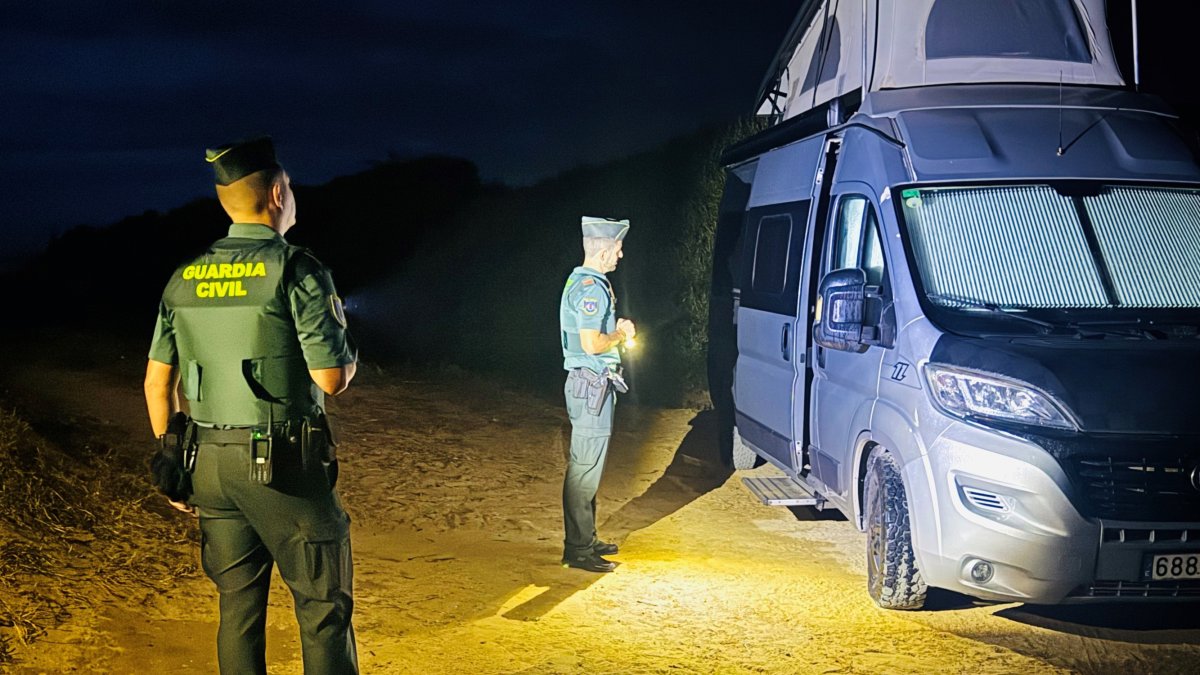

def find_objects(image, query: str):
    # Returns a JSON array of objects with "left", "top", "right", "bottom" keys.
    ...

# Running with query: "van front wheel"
[
  {"left": 864, "top": 447, "right": 927, "bottom": 610},
  {"left": 731, "top": 426, "right": 761, "bottom": 470}
]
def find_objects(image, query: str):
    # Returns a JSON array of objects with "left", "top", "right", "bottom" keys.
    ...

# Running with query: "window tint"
[
  {"left": 752, "top": 215, "right": 792, "bottom": 294},
  {"left": 925, "top": 0, "right": 1090, "bottom": 63},
  {"left": 739, "top": 201, "right": 810, "bottom": 315}
]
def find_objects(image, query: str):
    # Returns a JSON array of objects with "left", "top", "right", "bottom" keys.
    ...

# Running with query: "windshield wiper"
[{"left": 926, "top": 294, "right": 1056, "bottom": 333}]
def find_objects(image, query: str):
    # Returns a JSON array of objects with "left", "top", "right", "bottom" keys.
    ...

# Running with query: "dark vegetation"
[
  {"left": 0, "top": 405, "right": 196, "bottom": 663},
  {"left": 6, "top": 121, "right": 760, "bottom": 406}
]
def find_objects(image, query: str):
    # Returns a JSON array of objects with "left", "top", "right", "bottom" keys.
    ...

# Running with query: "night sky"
[
  {"left": 1, "top": 1, "right": 1196, "bottom": 261},
  {"left": 0, "top": 1, "right": 796, "bottom": 259}
]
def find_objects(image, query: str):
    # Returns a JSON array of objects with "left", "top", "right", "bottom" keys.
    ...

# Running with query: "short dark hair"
[{"left": 214, "top": 167, "right": 285, "bottom": 216}]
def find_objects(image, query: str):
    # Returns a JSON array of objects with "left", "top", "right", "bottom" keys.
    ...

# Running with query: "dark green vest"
[{"left": 162, "top": 230, "right": 322, "bottom": 427}]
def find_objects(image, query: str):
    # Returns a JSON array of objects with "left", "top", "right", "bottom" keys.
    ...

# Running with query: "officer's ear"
[
  {"left": 604, "top": 242, "right": 621, "bottom": 264},
  {"left": 269, "top": 179, "right": 285, "bottom": 211}
]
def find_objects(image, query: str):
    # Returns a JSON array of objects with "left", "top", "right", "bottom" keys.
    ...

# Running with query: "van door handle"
[{"left": 781, "top": 323, "right": 791, "bottom": 362}]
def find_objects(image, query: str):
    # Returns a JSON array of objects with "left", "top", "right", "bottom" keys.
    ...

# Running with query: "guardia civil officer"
[
  {"left": 559, "top": 216, "right": 636, "bottom": 573},
  {"left": 143, "top": 137, "right": 359, "bottom": 674}
]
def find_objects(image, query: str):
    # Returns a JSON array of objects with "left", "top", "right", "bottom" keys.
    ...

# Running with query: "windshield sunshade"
[
  {"left": 903, "top": 185, "right": 1200, "bottom": 310},
  {"left": 1084, "top": 188, "right": 1200, "bottom": 307},
  {"left": 902, "top": 186, "right": 1108, "bottom": 308}
]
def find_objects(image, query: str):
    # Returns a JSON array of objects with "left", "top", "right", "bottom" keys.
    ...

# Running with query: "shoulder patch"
[
  {"left": 581, "top": 297, "right": 599, "bottom": 316},
  {"left": 582, "top": 278, "right": 594, "bottom": 286},
  {"left": 329, "top": 294, "right": 347, "bottom": 328}
]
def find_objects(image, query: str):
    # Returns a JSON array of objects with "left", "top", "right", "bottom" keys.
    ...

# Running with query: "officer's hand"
[
  {"left": 168, "top": 498, "right": 197, "bottom": 517},
  {"left": 617, "top": 318, "right": 636, "bottom": 339}
]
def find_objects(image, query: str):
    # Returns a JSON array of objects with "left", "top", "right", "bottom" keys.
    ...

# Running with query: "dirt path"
[{"left": 2, "top": 340, "right": 1199, "bottom": 674}]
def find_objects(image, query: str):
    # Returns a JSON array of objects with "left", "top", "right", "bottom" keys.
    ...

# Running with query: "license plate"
[{"left": 1148, "top": 553, "right": 1200, "bottom": 580}]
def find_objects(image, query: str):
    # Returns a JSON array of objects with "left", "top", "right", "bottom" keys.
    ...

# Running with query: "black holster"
[
  {"left": 301, "top": 412, "right": 340, "bottom": 487},
  {"left": 571, "top": 368, "right": 611, "bottom": 416},
  {"left": 150, "top": 411, "right": 196, "bottom": 502}
]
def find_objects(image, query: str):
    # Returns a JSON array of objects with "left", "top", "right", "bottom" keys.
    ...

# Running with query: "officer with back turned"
[
  {"left": 143, "top": 137, "right": 359, "bottom": 674},
  {"left": 559, "top": 216, "right": 636, "bottom": 573}
]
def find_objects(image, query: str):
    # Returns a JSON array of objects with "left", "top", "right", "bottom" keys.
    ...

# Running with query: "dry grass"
[{"left": 0, "top": 406, "right": 197, "bottom": 664}]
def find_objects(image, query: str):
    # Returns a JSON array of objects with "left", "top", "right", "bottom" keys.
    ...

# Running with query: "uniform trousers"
[
  {"left": 562, "top": 370, "right": 615, "bottom": 557},
  {"left": 190, "top": 440, "right": 358, "bottom": 675}
]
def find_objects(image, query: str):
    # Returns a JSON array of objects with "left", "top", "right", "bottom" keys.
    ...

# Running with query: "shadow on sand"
[
  {"left": 994, "top": 602, "right": 1200, "bottom": 640},
  {"left": 501, "top": 409, "right": 731, "bottom": 621},
  {"left": 910, "top": 587, "right": 1200, "bottom": 646}
]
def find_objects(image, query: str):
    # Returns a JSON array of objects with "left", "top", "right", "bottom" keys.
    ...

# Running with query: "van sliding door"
[{"left": 734, "top": 137, "right": 824, "bottom": 472}]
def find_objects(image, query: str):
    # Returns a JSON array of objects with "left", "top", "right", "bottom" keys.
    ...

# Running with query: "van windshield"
[{"left": 899, "top": 185, "right": 1200, "bottom": 328}]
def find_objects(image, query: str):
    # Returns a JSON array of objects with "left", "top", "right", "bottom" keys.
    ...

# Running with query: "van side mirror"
[{"left": 814, "top": 268, "right": 868, "bottom": 352}]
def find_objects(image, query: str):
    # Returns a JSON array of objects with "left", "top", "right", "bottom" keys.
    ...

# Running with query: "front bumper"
[
  {"left": 1067, "top": 522, "right": 1200, "bottom": 601},
  {"left": 905, "top": 423, "right": 1200, "bottom": 604}
]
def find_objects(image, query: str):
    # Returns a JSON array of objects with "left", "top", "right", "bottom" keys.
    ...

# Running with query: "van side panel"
[{"left": 735, "top": 306, "right": 797, "bottom": 461}]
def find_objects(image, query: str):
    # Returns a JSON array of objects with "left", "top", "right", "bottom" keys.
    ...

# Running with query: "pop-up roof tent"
[{"left": 758, "top": 0, "right": 1126, "bottom": 122}]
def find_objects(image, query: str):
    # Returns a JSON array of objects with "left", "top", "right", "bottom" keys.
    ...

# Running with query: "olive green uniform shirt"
[
  {"left": 148, "top": 222, "right": 355, "bottom": 426},
  {"left": 560, "top": 266, "right": 620, "bottom": 373}
]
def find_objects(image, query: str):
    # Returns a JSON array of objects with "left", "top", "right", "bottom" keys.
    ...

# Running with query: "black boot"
[
  {"left": 592, "top": 540, "right": 618, "bottom": 556},
  {"left": 561, "top": 553, "right": 616, "bottom": 573}
]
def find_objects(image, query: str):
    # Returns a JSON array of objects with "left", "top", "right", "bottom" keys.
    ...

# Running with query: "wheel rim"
[{"left": 866, "top": 469, "right": 885, "bottom": 599}]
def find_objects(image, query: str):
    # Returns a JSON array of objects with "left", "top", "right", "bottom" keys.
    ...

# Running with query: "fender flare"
[{"left": 849, "top": 399, "right": 930, "bottom": 541}]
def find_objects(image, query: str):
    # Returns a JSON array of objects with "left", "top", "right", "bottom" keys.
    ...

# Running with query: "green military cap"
[
  {"left": 581, "top": 216, "right": 630, "bottom": 240},
  {"left": 205, "top": 136, "right": 281, "bottom": 186}
]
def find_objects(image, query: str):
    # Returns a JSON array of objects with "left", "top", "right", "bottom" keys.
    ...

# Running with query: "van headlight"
[{"left": 924, "top": 364, "right": 1079, "bottom": 431}]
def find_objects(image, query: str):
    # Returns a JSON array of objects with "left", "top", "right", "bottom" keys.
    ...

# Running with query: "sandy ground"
[{"left": 2, "top": 338, "right": 1199, "bottom": 674}]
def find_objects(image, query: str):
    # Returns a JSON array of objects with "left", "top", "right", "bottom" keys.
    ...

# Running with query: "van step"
[{"left": 741, "top": 476, "right": 823, "bottom": 507}]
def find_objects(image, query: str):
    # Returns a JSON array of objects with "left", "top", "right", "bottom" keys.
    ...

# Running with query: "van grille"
[
  {"left": 1068, "top": 454, "right": 1200, "bottom": 521},
  {"left": 1101, "top": 527, "right": 1200, "bottom": 544},
  {"left": 1072, "top": 580, "right": 1200, "bottom": 599},
  {"left": 987, "top": 430, "right": 1200, "bottom": 522}
]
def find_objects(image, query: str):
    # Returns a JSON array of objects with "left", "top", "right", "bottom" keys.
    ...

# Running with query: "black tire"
[
  {"left": 731, "top": 426, "right": 761, "bottom": 470},
  {"left": 864, "top": 447, "right": 927, "bottom": 610}
]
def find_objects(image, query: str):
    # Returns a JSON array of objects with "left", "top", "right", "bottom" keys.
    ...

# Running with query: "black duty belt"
[{"left": 195, "top": 424, "right": 297, "bottom": 445}]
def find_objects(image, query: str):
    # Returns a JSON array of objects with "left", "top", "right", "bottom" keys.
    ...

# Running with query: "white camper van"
[{"left": 716, "top": 0, "right": 1200, "bottom": 609}]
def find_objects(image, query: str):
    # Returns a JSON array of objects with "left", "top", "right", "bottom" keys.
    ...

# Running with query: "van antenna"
[
  {"left": 1056, "top": 65, "right": 1117, "bottom": 158},
  {"left": 1131, "top": 0, "right": 1141, "bottom": 91},
  {"left": 1059, "top": 109, "right": 1117, "bottom": 157},
  {"left": 1056, "top": 72, "right": 1064, "bottom": 156},
  {"left": 860, "top": 0, "right": 868, "bottom": 97}
]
